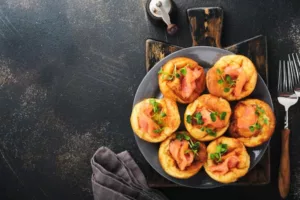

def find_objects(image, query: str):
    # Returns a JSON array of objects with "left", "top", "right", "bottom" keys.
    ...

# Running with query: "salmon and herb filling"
[
  {"left": 204, "top": 137, "right": 250, "bottom": 183},
  {"left": 159, "top": 132, "right": 207, "bottom": 179},
  {"left": 158, "top": 57, "right": 206, "bottom": 104},
  {"left": 229, "top": 99, "right": 275, "bottom": 147},
  {"left": 184, "top": 94, "right": 231, "bottom": 141},
  {"left": 130, "top": 98, "right": 180, "bottom": 143},
  {"left": 206, "top": 55, "right": 257, "bottom": 101}
]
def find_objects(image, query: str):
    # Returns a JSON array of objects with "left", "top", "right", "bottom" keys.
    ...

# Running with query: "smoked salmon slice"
[
  {"left": 234, "top": 70, "right": 247, "bottom": 97},
  {"left": 169, "top": 140, "right": 195, "bottom": 170},
  {"left": 236, "top": 105, "right": 257, "bottom": 129},
  {"left": 138, "top": 103, "right": 161, "bottom": 137},
  {"left": 181, "top": 67, "right": 202, "bottom": 99},
  {"left": 210, "top": 155, "right": 239, "bottom": 175},
  {"left": 224, "top": 66, "right": 248, "bottom": 97},
  {"left": 200, "top": 108, "right": 225, "bottom": 129}
]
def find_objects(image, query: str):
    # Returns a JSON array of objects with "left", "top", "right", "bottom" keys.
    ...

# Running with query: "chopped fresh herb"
[
  {"left": 183, "top": 134, "right": 191, "bottom": 141},
  {"left": 160, "top": 112, "right": 167, "bottom": 117},
  {"left": 191, "top": 141, "right": 200, "bottom": 151},
  {"left": 216, "top": 68, "right": 222, "bottom": 75},
  {"left": 206, "top": 128, "right": 216, "bottom": 137},
  {"left": 256, "top": 105, "right": 265, "bottom": 114},
  {"left": 263, "top": 117, "right": 269, "bottom": 125},
  {"left": 210, "top": 143, "right": 228, "bottom": 162},
  {"left": 180, "top": 67, "right": 187, "bottom": 76},
  {"left": 256, "top": 122, "right": 262, "bottom": 130},
  {"left": 249, "top": 122, "right": 262, "bottom": 132},
  {"left": 210, "top": 153, "right": 220, "bottom": 161},
  {"left": 149, "top": 99, "right": 159, "bottom": 113},
  {"left": 176, "top": 132, "right": 190, "bottom": 141},
  {"left": 220, "top": 112, "right": 227, "bottom": 120},
  {"left": 176, "top": 133, "right": 200, "bottom": 156},
  {"left": 217, "top": 79, "right": 224, "bottom": 84},
  {"left": 186, "top": 115, "right": 192, "bottom": 124},
  {"left": 194, "top": 112, "right": 204, "bottom": 125},
  {"left": 225, "top": 75, "right": 232, "bottom": 82},
  {"left": 200, "top": 127, "right": 205, "bottom": 131},
  {"left": 224, "top": 87, "right": 230, "bottom": 93},
  {"left": 216, "top": 143, "right": 228, "bottom": 154},
  {"left": 176, "top": 133, "right": 184, "bottom": 140},
  {"left": 210, "top": 112, "right": 217, "bottom": 122},
  {"left": 175, "top": 73, "right": 180, "bottom": 78},
  {"left": 158, "top": 68, "right": 163, "bottom": 74},
  {"left": 153, "top": 128, "right": 163, "bottom": 133}
]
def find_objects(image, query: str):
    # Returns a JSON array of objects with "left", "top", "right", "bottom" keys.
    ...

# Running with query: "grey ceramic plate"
[{"left": 133, "top": 46, "right": 273, "bottom": 188}]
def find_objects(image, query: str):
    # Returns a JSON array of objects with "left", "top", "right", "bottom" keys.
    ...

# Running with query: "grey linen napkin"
[{"left": 91, "top": 147, "right": 169, "bottom": 200}]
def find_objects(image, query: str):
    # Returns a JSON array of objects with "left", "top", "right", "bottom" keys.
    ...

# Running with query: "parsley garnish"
[
  {"left": 263, "top": 117, "right": 269, "bottom": 125},
  {"left": 176, "top": 132, "right": 190, "bottom": 141},
  {"left": 186, "top": 113, "right": 203, "bottom": 125},
  {"left": 217, "top": 79, "right": 224, "bottom": 84},
  {"left": 256, "top": 105, "right": 265, "bottom": 115},
  {"left": 220, "top": 112, "right": 227, "bottom": 120},
  {"left": 210, "top": 143, "right": 228, "bottom": 162},
  {"left": 158, "top": 64, "right": 180, "bottom": 80},
  {"left": 249, "top": 122, "right": 262, "bottom": 132},
  {"left": 175, "top": 133, "right": 200, "bottom": 156},
  {"left": 216, "top": 69, "right": 236, "bottom": 90},
  {"left": 224, "top": 87, "right": 230, "bottom": 93},
  {"left": 160, "top": 112, "right": 167, "bottom": 117},
  {"left": 186, "top": 115, "right": 192, "bottom": 124},
  {"left": 194, "top": 112, "right": 204, "bottom": 125},
  {"left": 206, "top": 128, "right": 216, "bottom": 137},
  {"left": 210, "top": 112, "right": 217, "bottom": 122},
  {"left": 149, "top": 99, "right": 159, "bottom": 113},
  {"left": 153, "top": 128, "right": 163, "bottom": 133},
  {"left": 180, "top": 67, "right": 187, "bottom": 76},
  {"left": 158, "top": 68, "right": 163, "bottom": 74}
]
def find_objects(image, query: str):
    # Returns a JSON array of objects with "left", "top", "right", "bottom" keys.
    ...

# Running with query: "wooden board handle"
[
  {"left": 187, "top": 7, "right": 223, "bottom": 47},
  {"left": 278, "top": 128, "right": 290, "bottom": 199}
]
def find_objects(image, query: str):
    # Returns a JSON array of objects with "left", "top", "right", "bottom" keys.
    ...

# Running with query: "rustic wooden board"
[
  {"left": 144, "top": 7, "right": 270, "bottom": 187},
  {"left": 187, "top": 7, "right": 223, "bottom": 47},
  {"left": 145, "top": 37, "right": 270, "bottom": 187}
]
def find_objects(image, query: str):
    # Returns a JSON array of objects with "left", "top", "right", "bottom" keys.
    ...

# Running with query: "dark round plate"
[{"left": 132, "top": 46, "right": 273, "bottom": 188}]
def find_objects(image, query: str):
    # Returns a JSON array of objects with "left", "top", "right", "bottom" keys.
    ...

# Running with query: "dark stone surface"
[{"left": 0, "top": 0, "right": 299, "bottom": 199}]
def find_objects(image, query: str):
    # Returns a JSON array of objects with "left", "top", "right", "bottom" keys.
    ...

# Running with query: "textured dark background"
[{"left": 0, "top": 0, "right": 299, "bottom": 199}]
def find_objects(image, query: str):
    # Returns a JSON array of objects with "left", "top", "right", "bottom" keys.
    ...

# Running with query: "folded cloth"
[{"left": 91, "top": 147, "right": 169, "bottom": 200}]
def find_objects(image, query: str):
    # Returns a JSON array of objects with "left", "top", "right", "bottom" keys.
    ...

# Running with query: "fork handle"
[{"left": 278, "top": 128, "right": 290, "bottom": 199}]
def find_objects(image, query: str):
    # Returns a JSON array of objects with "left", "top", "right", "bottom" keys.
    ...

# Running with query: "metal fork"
[
  {"left": 278, "top": 60, "right": 299, "bottom": 199},
  {"left": 288, "top": 53, "right": 300, "bottom": 97}
]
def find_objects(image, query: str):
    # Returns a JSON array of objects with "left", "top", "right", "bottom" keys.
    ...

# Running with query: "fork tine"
[
  {"left": 293, "top": 53, "right": 300, "bottom": 84},
  {"left": 287, "top": 61, "right": 293, "bottom": 91},
  {"left": 289, "top": 61, "right": 296, "bottom": 87},
  {"left": 283, "top": 60, "right": 287, "bottom": 92},
  {"left": 278, "top": 60, "right": 282, "bottom": 92},
  {"left": 288, "top": 55, "right": 295, "bottom": 87}
]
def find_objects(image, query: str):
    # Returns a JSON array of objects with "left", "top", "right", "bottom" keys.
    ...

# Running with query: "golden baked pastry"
[
  {"left": 229, "top": 99, "right": 276, "bottom": 147},
  {"left": 130, "top": 98, "right": 180, "bottom": 143},
  {"left": 204, "top": 136, "right": 250, "bottom": 183},
  {"left": 158, "top": 57, "right": 206, "bottom": 104},
  {"left": 159, "top": 132, "right": 207, "bottom": 179},
  {"left": 206, "top": 55, "right": 257, "bottom": 101},
  {"left": 184, "top": 94, "right": 231, "bottom": 141}
]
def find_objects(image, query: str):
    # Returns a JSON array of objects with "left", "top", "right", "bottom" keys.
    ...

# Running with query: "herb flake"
[
  {"left": 180, "top": 67, "right": 187, "bottom": 76},
  {"left": 220, "top": 112, "right": 227, "bottom": 120}
]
